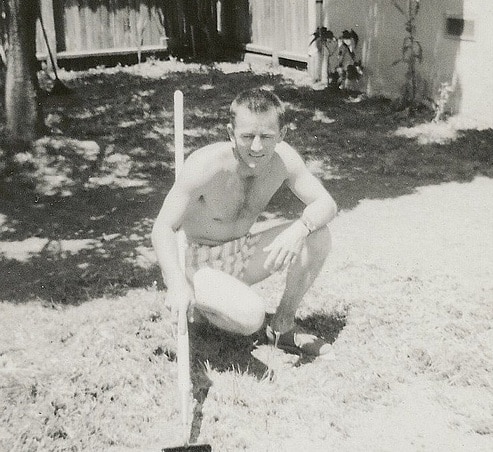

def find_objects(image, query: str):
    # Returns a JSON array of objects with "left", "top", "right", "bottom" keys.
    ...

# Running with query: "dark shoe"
[{"left": 265, "top": 325, "right": 332, "bottom": 356}]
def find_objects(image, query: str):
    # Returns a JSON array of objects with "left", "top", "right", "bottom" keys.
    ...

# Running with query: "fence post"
[
  {"left": 271, "top": 0, "right": 280, "bottom": 67},
  {"left": 39, "top": 0, "right": 57, "bottom": 71},
  {"left": 319, "top": 2, "right": 329, "bottom": 86},
  {"left": 308, "top": 0, "right": 323, "bottom": 84}
]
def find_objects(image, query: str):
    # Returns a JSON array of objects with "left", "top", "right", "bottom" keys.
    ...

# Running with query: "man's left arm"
[
  {"left": 263, "top": 145, "right": 337, "bottom": 271},
  {"left": 285, "top": 148, "right": 337, "bottom": 232}
]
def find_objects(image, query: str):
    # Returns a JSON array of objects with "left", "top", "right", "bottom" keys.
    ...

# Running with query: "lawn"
[{"left": 0, "top": 60, "right": 492, "bottom": 451}]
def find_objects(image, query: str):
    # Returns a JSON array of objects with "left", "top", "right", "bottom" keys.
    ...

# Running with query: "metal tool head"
[{"left": 162, "top": 444, "right": 212, "bottom": 452}]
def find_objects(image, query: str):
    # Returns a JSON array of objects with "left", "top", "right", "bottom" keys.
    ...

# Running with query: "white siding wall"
[{"left": 323, "top": 0, "right": 493, "bottom": 123}]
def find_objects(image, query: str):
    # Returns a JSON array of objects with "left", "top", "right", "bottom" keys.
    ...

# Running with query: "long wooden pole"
[{"left": 173, "top": 90, "right": 191, "bottom": 446}]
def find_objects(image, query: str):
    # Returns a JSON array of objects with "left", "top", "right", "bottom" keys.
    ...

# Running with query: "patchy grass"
[{"left": 0, "top": 61, "right": 492, "bottom": 451}]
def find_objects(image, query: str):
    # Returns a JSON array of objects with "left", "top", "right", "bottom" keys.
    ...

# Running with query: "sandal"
[{"left": 265, "top": 325, "right": 332, "bottom": 356}]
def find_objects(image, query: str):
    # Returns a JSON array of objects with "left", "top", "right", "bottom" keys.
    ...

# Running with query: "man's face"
[{"left": 227, "top": 106, "right": 286, "bottom": 172}]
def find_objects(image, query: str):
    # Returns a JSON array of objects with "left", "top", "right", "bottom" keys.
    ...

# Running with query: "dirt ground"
[{"left": 0, "top": 61, "right": 492, "bottom": 451}]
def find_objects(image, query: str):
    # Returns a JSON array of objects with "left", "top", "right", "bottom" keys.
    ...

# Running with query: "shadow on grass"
[
  {"left": 188, "top": 323, "right": 268, "bottom": 444},
  {"left": 0, "top": 185, "right": 165, "bottom": 303},
  {"left": 186, "top": 310, "right": 346, "bottom": 440},
  {"left": 190, "top": 322, "right": 268, "bottom": 377},
  {"left": 296, "top": 311, "right": 347, "bottom": 343},
  {"left": 295, "top": 312, "right": 347, "bottom": 365},
  {"left": 188, "top": 310, "right": 347, "bottom": 375},
  {"left": 1, "top": 66, "right": 491, "bottom": 306}
]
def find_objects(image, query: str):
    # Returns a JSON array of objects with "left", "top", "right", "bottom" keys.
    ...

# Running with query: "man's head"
[
  {"left": 229, "top": 88, "right": 286, "bottom": 129},
  {"left": 227, "top": 89, "right": 287, "bottom": 173}
]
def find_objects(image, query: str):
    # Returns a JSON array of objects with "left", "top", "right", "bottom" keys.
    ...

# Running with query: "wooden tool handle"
[{"left": 174, "top": 90, "right": 191, "bottom": 445}]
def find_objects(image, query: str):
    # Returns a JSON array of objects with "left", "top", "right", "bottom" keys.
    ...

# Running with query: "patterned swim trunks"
[{"left": 185, "top": 234, "right": 261, "bottom": 281}]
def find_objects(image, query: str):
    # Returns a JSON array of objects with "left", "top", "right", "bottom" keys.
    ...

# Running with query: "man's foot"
[{"left": 265, "top": 325, "right": 332, "bottom": 356}]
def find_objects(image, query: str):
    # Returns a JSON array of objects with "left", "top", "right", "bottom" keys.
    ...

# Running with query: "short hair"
[{"left": 230, "top": 88, "right": 286, "bottom": 128}]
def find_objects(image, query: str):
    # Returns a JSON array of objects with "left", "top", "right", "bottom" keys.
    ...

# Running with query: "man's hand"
[
  {"left": 263, "top": 220, "right": 309, "bottom": 272},
  {"left": 165, "top": 279, "right": 195, "bottom": 334}
]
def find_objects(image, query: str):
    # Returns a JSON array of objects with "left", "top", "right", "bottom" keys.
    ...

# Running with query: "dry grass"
[
  {"left": 0, "top": 61, "right": 492, "bottom": 451},
  {"left": 0, "top": 290, "right": 177, "bottom": 451},
  {"left": 2, "top": 177, "right": 492, "bottom": 451}
]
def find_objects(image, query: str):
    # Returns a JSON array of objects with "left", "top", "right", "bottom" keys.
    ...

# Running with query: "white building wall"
[
  {"left": 322, "top": 0, "right": 493, "bottom": 124},
  {"left": 454, "top": 0, "right": 493, "bottom": 123}
]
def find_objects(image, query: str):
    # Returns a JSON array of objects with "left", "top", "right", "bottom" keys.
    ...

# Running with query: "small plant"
[
  {"left": 336, "top": 29, "right": 363, "bottom": 91},
  {"left": 392, "top": 0, "right": 423, "bottom": 113},
  {"left": 310, "top": 27, "right": 363, "bottom": 91},
  {"left": 309, "top": 27, "right": 337, "bottom": 85},
  {"left": 310, "top": 26, "right": 336, "bottom": 50},
  {"left": 433, "top": 81, "right": 453, "bottom": 122},
  {"left": 432, "top": 72, "right": 459, "bottom": 122}
]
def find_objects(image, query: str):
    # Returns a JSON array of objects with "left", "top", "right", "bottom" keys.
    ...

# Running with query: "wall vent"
[{"left": 445, "top": 15, "right": 475, "bottom": 40}]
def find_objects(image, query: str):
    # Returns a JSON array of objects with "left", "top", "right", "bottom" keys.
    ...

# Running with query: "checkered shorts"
[{"left": 185, "top": 234, "right": 260, "bottom": 281}]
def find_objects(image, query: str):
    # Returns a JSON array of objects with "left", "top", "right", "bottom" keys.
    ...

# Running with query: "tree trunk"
[{"left": 5, "top": 0, "right": 44, "bottom": 144}]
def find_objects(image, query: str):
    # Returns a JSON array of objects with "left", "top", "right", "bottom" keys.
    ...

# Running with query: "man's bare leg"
[
  {"left": 188, "top": 222, "right": 331, "bottom": 346},
  {"left": 242, "top": 222, "right": 332, "bottom": 334},
  {"left": 192, "top": 267, "right": 265, "bottom": 336}
]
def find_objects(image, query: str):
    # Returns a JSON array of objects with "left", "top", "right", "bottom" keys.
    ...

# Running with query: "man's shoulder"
[
  {"left": 275, "top": 141, "right": 305, "bottom": 171},
  {"left": 187, "top": 142, "right": 231, "bottom": 165},
  {"left": 275, "top": 140, "right": 296, "bottom": 155},
  {"left": 181, "top": 142, "right": 232, "bottom": 186}
]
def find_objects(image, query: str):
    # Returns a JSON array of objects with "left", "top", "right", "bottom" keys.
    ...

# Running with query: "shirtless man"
[{"left": 152, "top": 88, "right": 337, "bottom": 356}]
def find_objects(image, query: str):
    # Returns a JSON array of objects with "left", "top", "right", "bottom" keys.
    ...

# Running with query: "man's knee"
[
  {"left": 193, "top": 267, "right": 265, "bottom": 336},
  {"left": 197, "top": 308, "right": 264, "bottom": 336}
]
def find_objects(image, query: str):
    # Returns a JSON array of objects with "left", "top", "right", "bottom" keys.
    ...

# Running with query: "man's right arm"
[
  {"left": 151, "top": 147, "right": 218, "bottom": 324},
  {"left": 151, "top": 166, "right": 196, "bottom": 326},
  {"left": 151, "top": 181, "right": 190, "bottom": 287}
]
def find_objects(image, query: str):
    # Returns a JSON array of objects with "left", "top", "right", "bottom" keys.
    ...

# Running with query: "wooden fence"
[
  {"left": 245, "top": 0, "right": 310, "bottom": 63},
  {"left": 36, "top": 0, "right": 313, "bottom": 64},
  {"left": 61, "top": 0, "right": 164, "bottom": 53},
  {"left": 37, "top": 0, "right": 167, "bottom": 59}
]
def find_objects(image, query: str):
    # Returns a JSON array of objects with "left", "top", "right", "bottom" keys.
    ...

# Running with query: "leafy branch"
[{"left": 310, "top": 27, "right": 337, "bottom": 55}]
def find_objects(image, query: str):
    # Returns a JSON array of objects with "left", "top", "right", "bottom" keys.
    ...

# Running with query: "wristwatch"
[{"left": 299, "top": 216, "right": 316, "bottom": 234}]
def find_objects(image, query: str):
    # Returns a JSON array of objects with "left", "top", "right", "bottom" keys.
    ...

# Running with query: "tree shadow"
[
  {"left": 0, "top": 182, "right": 166, "bottom": 303},
  {"left": 2, "top": 66, "right": 490, "bottom": 307}
]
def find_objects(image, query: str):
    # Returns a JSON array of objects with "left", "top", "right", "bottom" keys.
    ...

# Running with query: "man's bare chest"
[{"left": 195, "top": 174, "right": 283, "bottom": 222}]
